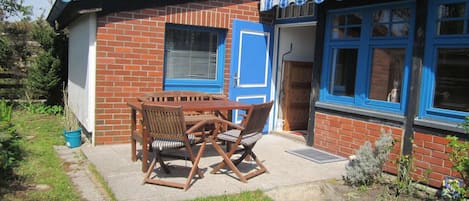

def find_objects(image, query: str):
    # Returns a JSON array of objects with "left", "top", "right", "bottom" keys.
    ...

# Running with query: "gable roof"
[{"left": 47, "top": 0, "right": 199, "bottom": 30}]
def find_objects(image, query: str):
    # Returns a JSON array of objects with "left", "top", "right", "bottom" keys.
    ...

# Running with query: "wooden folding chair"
[
  {"left": 141, "top": 103, "right": 214, "bottom": 191},
  {"left": 209, "top": 101, "right": 273, "bottom": 182}
]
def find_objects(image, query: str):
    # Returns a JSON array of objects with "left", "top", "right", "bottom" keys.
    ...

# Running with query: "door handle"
[{"left": 233, "top": 73, "right": 239, "bottom": 87}]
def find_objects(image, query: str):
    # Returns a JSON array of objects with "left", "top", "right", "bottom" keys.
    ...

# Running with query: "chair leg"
[
  {"left": 211, "top": 140, "right": 241, "bottom": 174},
  {"left": 243, "top": 151, "right": 268, "bottom": 180},
  {"left": 251, "top": 152, "right": 268, "bottom": 173},
  {"left": 143, "top": 155, "right": 157, "bottom": 184},
  {"left": 209, "top": 138, "right": 247, "bottom": 183},
  {"left": 131, "top": 137, "right": 137, "bottom": 162},
  {"left": 142, "top": 138, "right": 149, "bottom": 172},
  {"left": 211, "top": 141, "right": 267, "bottom": 182},
  {"left": 184, "top": 141, "right": 206, "bottom": 191},
  {"left": 155, "top": 150, "right": 170, "bottom": 174},
  {"left": 143, "top": 145, "right": 203, "bottom": 190},
  {"left": 185, "top": 141, "right": 205, "bottom": 179},
  {"left": 232, "top": 150, "right": 250, "bottom": 166}
]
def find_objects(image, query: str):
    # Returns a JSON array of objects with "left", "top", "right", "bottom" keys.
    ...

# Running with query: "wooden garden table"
[{"left": 127, "top": 99, "right": 252, "bottom": 172}]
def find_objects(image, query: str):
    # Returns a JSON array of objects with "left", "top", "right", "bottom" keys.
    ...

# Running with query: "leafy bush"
[
  {"left": 26, "top": 50, "right": 61, "bottom": 100},
  {"left": 394, "top": 154, "right": 416, "bottom": 197},
  {"left": 442, "top": 116, "right": 469, "bottom": 200},
  {"left": 0, "top": 99, "right": 12, "bottom": 122},
  {"left": 344, "top": 129, "right": 395, "bottom": 186},
  {"left": 25, "top": 19, "right": 66, "bottom": 105},
  {"left": 0, "top": 35, "right": 13, "bottom": 71},
  {"left": 0, "top": 100, "right": 21, "bottom": 180},
  {"left": 0, "top": 121, "right": 20, "bottom": 179},
  {"left": 20, "top": 102, "right": 63, "bottom": 115}
]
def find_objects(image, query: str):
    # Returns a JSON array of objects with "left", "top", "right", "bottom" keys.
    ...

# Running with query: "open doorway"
[{"left": 274, "top": 24, "right": 316, "bottom": 139}]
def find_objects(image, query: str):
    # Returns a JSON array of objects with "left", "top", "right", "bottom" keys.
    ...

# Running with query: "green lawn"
[{"left": 1, "top": 110, "right": 80, "bottom": 201}]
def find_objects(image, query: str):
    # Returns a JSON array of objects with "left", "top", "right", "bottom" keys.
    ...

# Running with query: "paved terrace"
[{"left": 81, "top": 134, "right": 347, "bottom": 201}]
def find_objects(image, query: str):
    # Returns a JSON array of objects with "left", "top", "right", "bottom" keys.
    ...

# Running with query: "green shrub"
[
  {"left": 20, "top": 102, "right": 63, "bottom": 115},
  {"left": 395, "top": 154, "right": 415, "bottom": 196},
  {"left": 0, "top": 100, "right": 21, "bottom": 180},
  {"left": 0, "top": 99, "right": 12, "bottom": 122},
  {"left": 442, "top": 116, "right": 469, "bottom": 200},
  {"left": 444, "top": 135, "right": 469, "bottom": 201},
  {"left": 344, "top": 129, "right": 395, "bottom": 186}
]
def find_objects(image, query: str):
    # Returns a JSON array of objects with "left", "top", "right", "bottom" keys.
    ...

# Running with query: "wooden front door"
[{"left": 282, "top": 61, "right": 313, "bottom": 131}]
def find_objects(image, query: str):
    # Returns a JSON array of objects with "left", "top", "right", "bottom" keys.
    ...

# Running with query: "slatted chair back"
[
  {"left": 241, "top": 101, "right": 273, "bottom": 136},
  {"left": 142, "top": 104, "right": 187, "bottom": 142},
  {"left": 138, "top": 91, "right": 223, "bottom": 103}
]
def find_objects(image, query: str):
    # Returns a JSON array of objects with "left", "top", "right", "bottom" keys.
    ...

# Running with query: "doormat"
[
  {"left": 286, "top": 147, "right": 347, "bottom": 164},
  {"left": 288, "top": 130, "right": 307, "bottom": 136}
]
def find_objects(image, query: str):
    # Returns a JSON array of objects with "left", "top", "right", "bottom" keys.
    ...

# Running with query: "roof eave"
[{"left": 47, "top": 0, "right": 200, "bottom": 30}]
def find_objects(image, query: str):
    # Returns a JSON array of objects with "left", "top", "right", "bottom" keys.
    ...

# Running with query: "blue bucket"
[{"left": 64, "top": 128, "right": 82, "bottom": 148}]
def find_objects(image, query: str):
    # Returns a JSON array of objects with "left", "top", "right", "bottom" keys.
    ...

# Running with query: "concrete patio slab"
[{"left": 81, "top": 134, "right": 347, "bottom": 201}]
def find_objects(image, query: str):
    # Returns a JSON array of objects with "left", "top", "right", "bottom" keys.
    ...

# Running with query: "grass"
[
  {"left": 1, "top": 110, "right": 80, "bottom": 201},
  {"left": 190, "top": 190, "right": 273, "bottom": 201}
]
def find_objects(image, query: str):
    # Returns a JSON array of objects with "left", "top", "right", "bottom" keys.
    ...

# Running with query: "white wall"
[
  {"left": 273, "top": 25, "right": 316, "bottom": 131},
  {"left": 278, "top": 26, "right": 316, "bottom": 63},
  {"left": 68, "top": 14, "right": 96, "bottom": 140}
]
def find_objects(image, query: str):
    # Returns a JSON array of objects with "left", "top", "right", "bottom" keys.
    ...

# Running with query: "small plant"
[
  {"left": 443, "top": 116, "right": 469, "bottom": 200},
  {"left": 445, "top": 135, "right": 468, "bottom": 200},
  {"left": 0, "top": 99, "right": 12, "bottom": 122},
  {"left": 441, "top": 176, "right": 465, "bottom": 201},
  {"left": 394, "top": 154, "right": 415, "bottom": 196},
  {"left": 63, "top": 88, "right": 79, "bottom": 131},
  {"left": 376, "top": 186, "right": 397, "bottom": 201},
  {"left": 344, "top": 129, "right": 395, "bottom": 186}
]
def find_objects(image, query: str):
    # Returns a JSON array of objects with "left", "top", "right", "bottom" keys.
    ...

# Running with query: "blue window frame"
[
  {"left": 419, "top": 0, "right": 469, "bottom": 123},
  {"left": 164, "top": 24, "right": 226, "bottom": 93},
  {"left": 320, "top": 1, "right": 415, "bottom": 114}
]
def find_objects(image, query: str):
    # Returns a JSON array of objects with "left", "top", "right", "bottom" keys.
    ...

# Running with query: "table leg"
[{"left": 130, "top": 108, "right": 137, "bottom": 162}]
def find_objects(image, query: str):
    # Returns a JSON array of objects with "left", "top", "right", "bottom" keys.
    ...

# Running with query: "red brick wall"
[
  {"left": 94, "top": 1, "right": 265, "bottom": 144},
  {"left": 413, "top": 132, "right": 460, "bottom": 187},
  {"left": 314, "top": 112, "right": 403, "bottom": 174},
  {"left": 314, "top": 112, "right": 465, "bottom": 188}
]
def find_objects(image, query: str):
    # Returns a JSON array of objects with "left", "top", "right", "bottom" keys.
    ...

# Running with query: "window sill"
[
  {"left": 315, "top": 102, "right": 405, "bottom": 123},
  {"left": 414, "top": 118, "right": 465, "bottom": 134}
]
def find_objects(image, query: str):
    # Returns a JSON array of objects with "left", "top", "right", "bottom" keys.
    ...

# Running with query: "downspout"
[
  {"left": 89, "top": 13, "right": 97, "bottom": 146},
  {"left": 278, "top": 43, "right": 293, "bottom": 130}
]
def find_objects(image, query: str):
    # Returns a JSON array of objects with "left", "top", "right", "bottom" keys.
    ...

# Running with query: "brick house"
[{"left": 48, "top": 0, "right": 469, "bottom": 188}]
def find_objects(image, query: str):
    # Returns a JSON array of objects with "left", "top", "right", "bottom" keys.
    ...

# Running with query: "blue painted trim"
[
  {"left": 229, "top": 19, "right": 241, "bottom": 100},
  {"left": 163, "top": 24, "right": 226, "bottom": 93},
  {"left": 418, "top": 0, "right": 469, "bottom": 123},
  {"left": 229, "top": 19, "right": 273, "bottom": 100},
  {"left": 319, "top": 1, "right": 415, "bottom": 115}
]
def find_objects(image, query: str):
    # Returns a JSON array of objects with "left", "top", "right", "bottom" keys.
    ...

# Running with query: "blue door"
[{"left": 229, "top": 19, "right": 273, "bottom": 129}]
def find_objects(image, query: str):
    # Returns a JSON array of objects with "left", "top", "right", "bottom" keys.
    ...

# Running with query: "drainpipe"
[{"left": 278, "top": 43, "right": 293, "bottom": 130}]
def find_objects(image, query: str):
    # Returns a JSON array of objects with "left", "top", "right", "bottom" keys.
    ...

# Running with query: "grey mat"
[{"left": 286, "top": 147, "right": 347, "bottom": 164}]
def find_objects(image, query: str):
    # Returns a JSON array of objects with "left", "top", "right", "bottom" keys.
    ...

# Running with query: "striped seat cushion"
[
  {"left": 217, "top": 130, "right": 262, "bottom": 146},
  {"left": 151, "top": 134, "right": 197, "bottom": 151}
]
